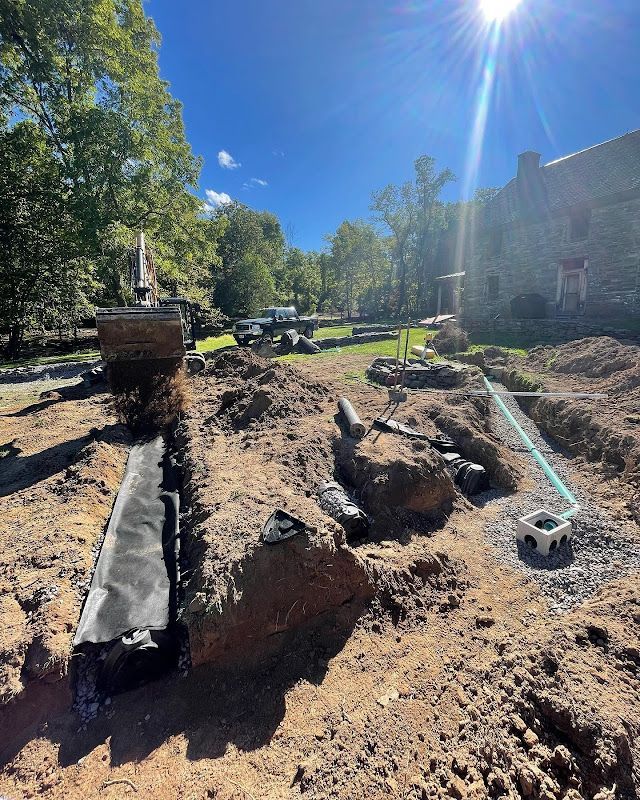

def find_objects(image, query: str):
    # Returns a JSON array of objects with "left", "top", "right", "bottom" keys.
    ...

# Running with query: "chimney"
[
  {"left": 516, "top": 150, "right": 546, "bottom": 215},
  {"left": 517, "top": 150, "right": 541, "bottom": 182}
]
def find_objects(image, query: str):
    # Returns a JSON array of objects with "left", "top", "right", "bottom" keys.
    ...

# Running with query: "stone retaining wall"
[
  {"left": 317, "top": 332, "right": 396, "bottom": 349},
  {"left": 463, "top": 318, "right": 640, "bottom": 345},
  {"left": 366, "top": 357, "right": 465, "bottom": 389}
]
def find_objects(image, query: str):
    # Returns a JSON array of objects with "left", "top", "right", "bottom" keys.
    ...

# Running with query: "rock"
[
  {"left": 550, "top": 745, "right": 572, "bottom": 771},
  {"left": 562, "top": 790, "right": 585, "bottom": 800},
  {"left": 510, "top": 713, "right": 528, "bottom": 735},
  {"left": 455, "top": 686, "right": 470, "bottom": 707},
  {"left": 592, "top": 788, "right": 616, "bottom": 800},
  {"left": 377, "top": 688, "right": 400, "bottom": 707},
  {"left": 447, "top": 776, "right": 467, "bottom": 799},
  {"left": 522, "top": 728, "right": 540, "bottom": 749},
  {"left": 518, "top": 766, "right": 537, "bottom": 797},
  {"left": 475, "top": 615, "right": 495, "bottom": 628}
]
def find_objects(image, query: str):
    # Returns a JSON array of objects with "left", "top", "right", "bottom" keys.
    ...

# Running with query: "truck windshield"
[{"left": 257, "top": 308, "right": 276, "bottom": 318}]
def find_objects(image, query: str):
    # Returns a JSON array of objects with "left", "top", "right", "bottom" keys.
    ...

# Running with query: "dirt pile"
[
  {"left": 528, "top": 336, "right": 640, "bottom": 383},
  {"left": 178, "top": 349, "right": 472, "bottom": 668},
  {"left": 337, "top": 434, "right": 456, "bottom": 524},
  {"left": 208, "top": 349, "right": 327, "bottom": 431},
  {"left": 108, "top": 357, "right": 189, "bottom": 431},
  {"left": 432, "top": 322, "right": 470, "bottom": 355},
  {"left": 298, "top": 576, "right": 640, "bottom": 800}
]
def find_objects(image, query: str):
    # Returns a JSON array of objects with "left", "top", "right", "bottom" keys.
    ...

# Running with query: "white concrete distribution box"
[{"left": 516, "top": 509, "right": 572, "bottom": 556}]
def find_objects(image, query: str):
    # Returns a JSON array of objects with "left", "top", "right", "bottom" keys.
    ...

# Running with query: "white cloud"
[
  {"left": 272, "top": 149, "right": 285, "bottom": 158},
  {"left": 242, "top": 177, "right": 268, "bottom": 189},
  {"left": 218, "top": 149, "right": 241, "bottom": 169},
  {"left": 203, "top": 189, "right": 232, "bottom": 211}
]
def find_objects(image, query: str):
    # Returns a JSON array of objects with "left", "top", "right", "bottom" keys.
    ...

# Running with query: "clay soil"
[{"left": 0, "top": 344, "right": 639, "bottom": 800}]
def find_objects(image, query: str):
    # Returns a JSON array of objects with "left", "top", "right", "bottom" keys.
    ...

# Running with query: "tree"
[
  {"left": 326, "top": 221, "right": 390, "bottom": 318},
  {"left": 211, "top": 202, "right": 285, "bottom": 316},
  {"left": 0, "top": 0, "right": 207, "bottom": 347},
  {"left": 370, "top": 155, "right": 454, "bottom": 316},
  {"left": 215, "top": 252, "right": 275, "bottom": 318},
  {"left": 0, "top": 122, "right": 82, "bottom": 356},
  {"left": 279, "top": 248, "right": 320, "bottom": 313}
]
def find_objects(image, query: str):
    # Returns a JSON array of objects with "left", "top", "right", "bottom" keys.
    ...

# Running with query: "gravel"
[
  {"left": 0, "top": 359, "right": 101, "bottom": 385},
  {"left": 480, "top": 382, "right": 640, "bottom": 612},
  {"left": 0, "top": 359, "right": 102, "bottom": 407}
]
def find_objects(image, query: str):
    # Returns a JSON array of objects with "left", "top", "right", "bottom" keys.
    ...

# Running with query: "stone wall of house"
[
  {"left": 464, "top": 317, "right": 639, "bottom": 346},
  {"left": 463, "top": 195, "right": 640, "bottom": 323}
]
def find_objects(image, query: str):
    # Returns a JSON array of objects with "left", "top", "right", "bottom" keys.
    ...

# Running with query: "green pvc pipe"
[{"left": 483, "top": 376, "right": 579, "bottom": 520}]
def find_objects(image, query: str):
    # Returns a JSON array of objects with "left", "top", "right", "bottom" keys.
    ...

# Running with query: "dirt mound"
[
  {"left": 422, "top": 398, "right": 522, "bottom": 490},
  {"left": 108, "top": 357, "right": 189, "bottom": 431},
  {"left": 208, "top": 349, "right": 327, "bottom": 430},
  {"left": 528, "top": 336, "right": 640, "bottom": 383},
  {"left": 337, "top": 434, "right": 456, "bottom": 527},
  {"left": 432, "top": 322, "right": 470, "bottom": 355}
]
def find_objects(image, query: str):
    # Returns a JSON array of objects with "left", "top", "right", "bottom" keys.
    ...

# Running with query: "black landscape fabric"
[{"left": 74, "top": 433, "right": 179, "bottom": 645}]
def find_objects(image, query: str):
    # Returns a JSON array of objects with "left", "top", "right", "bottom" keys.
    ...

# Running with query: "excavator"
[{"left": 96, "top": 232, "right": 205, "bottom": 375}]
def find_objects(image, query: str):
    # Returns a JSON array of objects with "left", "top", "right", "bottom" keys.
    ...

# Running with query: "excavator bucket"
[{"left": 96, "top": 306, "right": 186, "bottom": 362}]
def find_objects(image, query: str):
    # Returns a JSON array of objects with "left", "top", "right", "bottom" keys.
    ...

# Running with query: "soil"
[
  {"left": 0, "top": 342, "right": 638, "bottom": 800},
  {"left": 0, "top": 381, "right": 129, "bottom": 729}
]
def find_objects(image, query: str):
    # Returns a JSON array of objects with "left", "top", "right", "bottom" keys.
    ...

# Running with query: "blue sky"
[{"left": 149, "top": 0, "right": 640, "bottom": 251}]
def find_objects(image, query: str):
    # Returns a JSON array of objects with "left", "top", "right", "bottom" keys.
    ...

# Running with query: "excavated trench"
[
  {"left": 71, "top": 431, "right": 185, "bottom": 719},
  {"left": 15, "top": 351, "right": 518, "bottom": 728}
]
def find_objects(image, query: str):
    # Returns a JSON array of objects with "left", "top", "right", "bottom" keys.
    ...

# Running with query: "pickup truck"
[{"left": 232, "top": 306, "right": 318, "bottom": 346}]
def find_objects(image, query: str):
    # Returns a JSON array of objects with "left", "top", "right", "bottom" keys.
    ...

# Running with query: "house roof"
[{"left": 485, "top": 129, "right": 640, "bottom": 227}]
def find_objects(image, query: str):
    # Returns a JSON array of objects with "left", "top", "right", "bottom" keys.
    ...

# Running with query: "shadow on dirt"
[
  {"left": 40, "top": 605, "right": 365, "bottom": 768},
  {"left": 0, "top": 423, "right": 123, "bottom": 496},
  {"left": 2, "top": 380, "right": 108, "bottom": 419}
]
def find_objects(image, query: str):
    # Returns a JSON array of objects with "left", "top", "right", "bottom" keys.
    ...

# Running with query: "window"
[
  {"left": 487, "top": 228, "right": 503, "bottom": 257},
  {"left": 486, "top": 274, "right": 500, "bottom": 301},
  {"left": 569, "top": 207, "right": 591, "bottom": 241}
]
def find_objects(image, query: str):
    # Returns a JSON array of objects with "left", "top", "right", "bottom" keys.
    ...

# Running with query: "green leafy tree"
[
  {"left": 0, "top": 122, "right": 82, "bottom": 356},
  {"left": 0, "top": 0, "right": 208, "bottom": 351},
  {"left": 279, "top": 248, "right": 321, "bottom": 313},
  {"left": 371, "top": 155, "right": 454, "bottom": 315},
  {"left": 326, "top": 221, "right": 390, "bottom": 318},
  {"left": 211, "top": 202, "right": 284, "bottom": 316}
]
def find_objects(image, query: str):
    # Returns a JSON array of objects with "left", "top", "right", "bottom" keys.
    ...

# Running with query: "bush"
[{"left": 432, "top": 322, "right": 469, "bottom": 354}]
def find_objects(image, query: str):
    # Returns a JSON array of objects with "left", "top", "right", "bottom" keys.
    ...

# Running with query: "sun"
[{"left": 480, "top": 0, "right": 522, "bottom": 22}]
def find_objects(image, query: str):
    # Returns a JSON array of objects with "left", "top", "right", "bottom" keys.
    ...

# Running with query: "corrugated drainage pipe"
[{"left": 483, "top": 376, "right": 579, "bottom": 520}]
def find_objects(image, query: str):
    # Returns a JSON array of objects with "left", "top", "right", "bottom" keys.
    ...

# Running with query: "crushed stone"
[{"left": 483, "top": 382, "right": 640, "bottom": 612}]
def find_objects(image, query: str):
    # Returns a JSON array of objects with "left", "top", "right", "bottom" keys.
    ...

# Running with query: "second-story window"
[
  {"left": 570, "top": 207, "right": 591, "bottom": 241},
  {"left": 486, "top": 274, "right": 500, "bottom": 301}
]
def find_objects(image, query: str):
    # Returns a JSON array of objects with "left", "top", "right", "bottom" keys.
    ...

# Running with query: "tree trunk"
[{"left": 6, "top": 323, "right": 24, "bottom": 359}]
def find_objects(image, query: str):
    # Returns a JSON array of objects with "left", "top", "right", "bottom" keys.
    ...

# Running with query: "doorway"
[{"left": 557, "top": 259, "right": 587, "bottom": 315}]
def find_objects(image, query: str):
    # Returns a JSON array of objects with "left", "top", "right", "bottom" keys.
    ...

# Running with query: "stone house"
[{"left": 462, "top": 130, "right": 640, "bottom": 325}]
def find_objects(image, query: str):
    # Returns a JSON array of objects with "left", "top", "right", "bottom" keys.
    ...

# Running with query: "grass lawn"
[
  {"left": 315, "top": 325, "right": 354, "bottom": 339},
  {"left": 196, "top": 333, "right": 237, "bottom": 352},
  {"left": 279, "top": 327, "right": 433, "bottom": 362},
  {"left": 464, "top": 342, "right": 529, "bottom": 357}
]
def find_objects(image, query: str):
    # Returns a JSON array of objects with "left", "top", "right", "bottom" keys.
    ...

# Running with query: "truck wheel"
[
  {"left": 304, "top": 326, "right": 314, "bottom": 339},
  {"left": 234, "top": 335, "right": 249, "bottom": 347}
]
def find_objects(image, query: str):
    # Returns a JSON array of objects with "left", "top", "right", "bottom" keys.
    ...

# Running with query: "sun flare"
[{"left": 480, "top": 0, "right": 522, "bottom": 22}]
